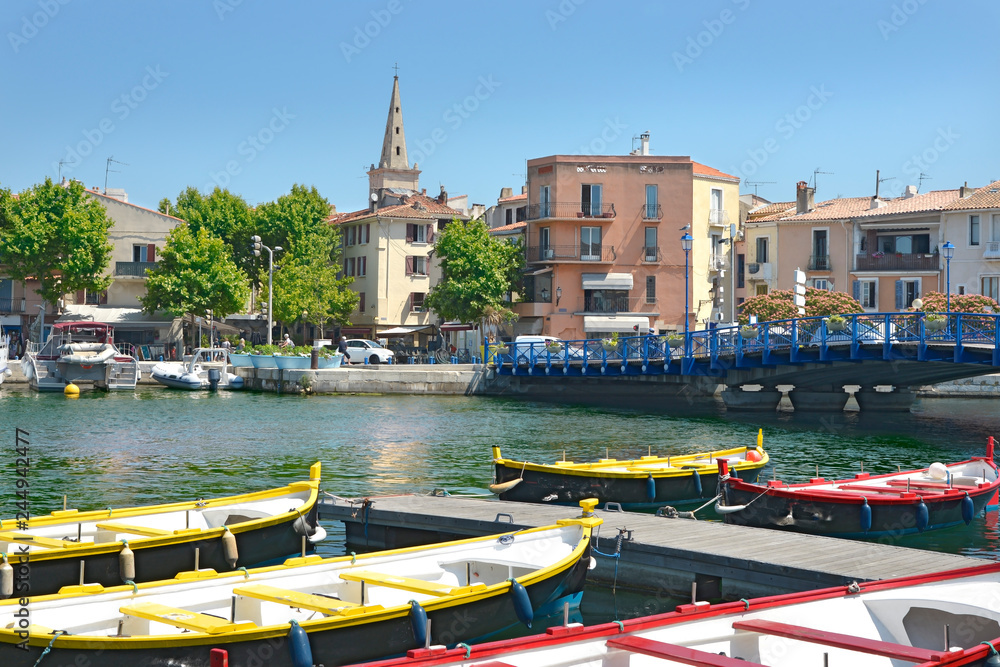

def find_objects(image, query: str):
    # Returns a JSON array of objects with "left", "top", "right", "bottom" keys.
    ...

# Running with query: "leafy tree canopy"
[
  {"left": 424, "top": 218, "right": 523, "bottom": 323},
  {"left": 738, "top": 288, "right": 863, "bottom": 324},
  {"left": 253, "top": 184, "right": 339, "bottom": 261},
  {"left": 270, "top": 250, "right": 357, "bottom": 334},
  {"left": 0, "top": 178, "right": 113, "bottom": 306},
  {"left": 160, "top": 186, "right": 257, "bottom": 280}
]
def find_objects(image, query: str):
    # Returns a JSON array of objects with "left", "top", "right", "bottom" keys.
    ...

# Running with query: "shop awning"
[
  {"left": 583, "top": 315, "right": 650, "bottom": 333},
  {"left": 523, "top": 267, "right": 553, "bottom": 276},
  {"left": 440, "top": 321, "right": 475, "bottom": 332},
  {"left": 377, "top": 325, "right": 433, "bottom": 336},
  {"left": 57, "top": 306, "right": 175, "bottom": 328},
  {"left": 581, "top": 273, "right": 633, "bottom": 290}
]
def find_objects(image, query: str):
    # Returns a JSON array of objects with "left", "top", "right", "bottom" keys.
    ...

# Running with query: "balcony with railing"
[
  {"left": 0, "top": 297, "right": 25, "bottom": 314},
  {"left": 577, "top": 295, "right": 655, "bottom": 313},
  {"left": 641, "top": 204, "right": 663, "bottom": 220},
  {"left": 710, "top": 254, "right": 728, "bottom": 271},
  {"left": 855, "top": 253, "right": 939, "bottom": 271},
  {"left": 526, "top": 202, "right": 616, "bottom": 220},
  {"left": 984, "top": 242, "right": 1000, "bottom": 260},
  {"left": 115, "top": 261, "right": 158, "bottom": 277},
  {"left": 808, "top": 254, "right": 831, "bottom": 271},
  {"left": 709, "top": 209, "right": 730, "bottom": 225},
  {"left": 642, "top": 246, "right": 661, "bottom": 263},
  {"left": 526, "top": 245, "right": 616, "bottom": 263}
]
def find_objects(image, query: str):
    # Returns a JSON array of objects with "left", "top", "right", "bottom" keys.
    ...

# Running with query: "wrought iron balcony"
[
  {"left": 808, "top": 254, "right": 831, "bottom": 271},
  {"left": 855, "top": 253, "right": 939, "bottom": 271},
  {"left": 115, "top": 261, "right": 158, "bottom": 277},
  {"left": 709, "top": 209, "right": 730, "bottom": 225},
  {"left": 984, "top": 242, "right": 1000, "bottom": 259},
  {"left": 643, "top": 246, "right": 661, "bottom": 263},
  {"left": 641, "top": 204, "right": 663, "bottom": 220},
  {"left": 577, "top": 295, "right": 653, "bottom": 313},
  {"left": 0, "top": 297, "right": 25, "bottom": 314},
  {"left": 526, "top": 202, "right": 616, "bottom": 220},
  {"left": 526, "top": 245, "right": 616, "bottom": 262}
]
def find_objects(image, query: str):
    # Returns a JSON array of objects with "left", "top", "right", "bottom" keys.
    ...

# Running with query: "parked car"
[
  {"left": 343, "top": 339, "right": 395, "bottom": 365},
  {"left": 512, "top": 335, "right": 585, "bottom": 364}
]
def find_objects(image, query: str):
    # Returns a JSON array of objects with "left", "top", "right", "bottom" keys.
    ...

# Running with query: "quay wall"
[{"left": 235, "top": 365, "right": 484, "bottom": 395}]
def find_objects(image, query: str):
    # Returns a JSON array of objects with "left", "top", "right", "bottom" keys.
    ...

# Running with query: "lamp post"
[
  {"left": 942, "top": 240, "right": 955, "bottom": 313},
  {"left": 251, "top": 236, "right": 283, "bottom": 346},
  {"left": 681, "top": 233, "right": 693, "bottom": 346}
]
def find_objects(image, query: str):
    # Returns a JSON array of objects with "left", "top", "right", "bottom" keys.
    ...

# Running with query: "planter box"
[
  {"left": 667, "top": 338, "right": 684, "bottom": 348},
  {"left": 249, "top": 354, "right": 278, "bottom": 369},
  {"left": 274, "top": 355, "right": 311, "bottom": 370},
  {"left": 228, "top": 353, "right": 252, "bottom": 368},
  {"left": 826, "top": 320, "right": 847, "bottom": 332},
  {"left": 601, "top": 341, "right": 618, "bottom": 352},
  {"left": 925, "top": 318, "right": 947, "bottom": 332},
  {"left": 740, "top": 328, "right": 760, "bottom": 339},
  {"left": 545, "top": 345, "right": 563, "bottom": 354},
  {"left": 316, "top": 354, "right": 343, "bottom": 369}
]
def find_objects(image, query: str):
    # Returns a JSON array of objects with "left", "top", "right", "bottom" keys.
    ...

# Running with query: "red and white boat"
[
  {"left": 350, "top": 561, "right": 1000, "bottom": 667},
  {"left": 718, "top": 438, "right": 1000, "bottom": 538},
  {"left": 23, "top": 321, "right": 140, "bottom": 391}
]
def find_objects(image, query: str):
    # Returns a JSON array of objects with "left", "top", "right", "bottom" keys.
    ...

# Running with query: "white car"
[
  {"left": 512, "top": 335, "right": 585, "bottom": 363},
  {"left": 344, "top": 339, "right": 395, "bottom": 365}
]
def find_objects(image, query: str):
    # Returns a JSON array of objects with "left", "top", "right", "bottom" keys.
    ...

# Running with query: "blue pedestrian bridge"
[{"left": 489, "top": 313, "right": 1000, "bottom": 412}]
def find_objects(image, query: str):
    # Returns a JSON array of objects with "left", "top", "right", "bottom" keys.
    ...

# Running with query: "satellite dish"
[{"left": 370, "top": 192, "right": 378, "bottom": 202}]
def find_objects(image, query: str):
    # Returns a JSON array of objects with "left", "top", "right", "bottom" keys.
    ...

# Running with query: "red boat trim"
[
  {"left": 731, "top": 619, "right": 946, "bottom": 662},
  {"left": 606, "top": 636, "right": 766, "bottom": 666}
]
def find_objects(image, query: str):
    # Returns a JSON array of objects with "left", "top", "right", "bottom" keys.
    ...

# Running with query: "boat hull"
[{"left": 495, "top": 461, "right": 763, "bottom": 509}]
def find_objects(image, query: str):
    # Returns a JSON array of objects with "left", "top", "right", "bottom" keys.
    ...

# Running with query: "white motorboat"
[
  {"left": 23, "top": 321, "right": 140, "bottom": 391},
  {"left": 151, "top": 347, "right": 244, "bottom": 390},
  {"left": 0, "top": 327, "right": 10, "bottom": 386}
]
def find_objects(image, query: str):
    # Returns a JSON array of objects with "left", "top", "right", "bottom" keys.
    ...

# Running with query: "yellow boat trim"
[
  {"left": 94, "top": 522, "right": 172, "bottom": 537},
  {"left": 339, "top": 570, "right": 488, "bottom": 597},
  {"left": 0, "top": 532, "right": 76, "bottom": 548},
  {"left": 495, "top": 446, "right": 768, "bottom": 479},
  {"left": 120, "top": 601, "right": 256, "bottom": 635},
  {"left": 234, "top": 583, "right": 372, "bottom": 615},
  {"left": 0, "top": 520, "right": 596, "bottom": 650}
]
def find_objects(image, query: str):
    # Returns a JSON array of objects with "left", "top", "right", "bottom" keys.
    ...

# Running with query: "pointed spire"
[{"left": 379, "top": 75, "right": 408, "bottom": 170}]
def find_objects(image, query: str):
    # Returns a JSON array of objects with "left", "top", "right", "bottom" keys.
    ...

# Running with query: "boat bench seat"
[
  {"left": 233, "top": 584, "right": 382, "bottom": 617},
  {"left": 0, "top": 531, "right": 76, "bottom": 548},
  {"left": 94, "top": 522, "right": 172, "bottom": 537},
  {"left": 339, "top": 570, "right": 487, "bottom": 597},
  {"left": 119, "top": 602, "right": 256, "bottom": 635},
  {"left": 834, "top": 483, "right": 944, "bottom": 496},
  {"left": 885, "top": 478, "right": 981, "bottom": 490},
  {"left": 732, "top": 619, "right": 946, "bottom": 662},
  {"left": 607, "top": 636, "right": 765, "bottom": 666}
]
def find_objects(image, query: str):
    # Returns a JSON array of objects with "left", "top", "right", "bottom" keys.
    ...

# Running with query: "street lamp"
[
  {"left": 681, "top": 233, "right": 693, "bottom": 346},
  {"left": 251, "top": 236, "right": 283, "bottom": 346},
  {"left": 942, "top": 240, "right": 955, "bottom": 313}
]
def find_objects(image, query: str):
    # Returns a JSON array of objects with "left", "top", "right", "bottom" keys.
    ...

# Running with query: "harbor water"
[{"left": 1, "top": 389, "right": 998, "bottom": 624}]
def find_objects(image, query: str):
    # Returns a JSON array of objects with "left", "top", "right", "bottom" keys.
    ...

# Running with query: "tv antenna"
[
  {"left": 104, "top": 156, "right": 128, "bottom": 193},
  {"left": 917, "top": 172, "right": 932, "bottom": 192},
  {"left": 57, "top": 159, "right": 70, "bottom": 181},
  {"left": 745, "top": 180, "right": 776, "bottom": 197},
  {"left": 874, "top": 169, "right": 895, "bottom": 199},
  {"left": 810, "top": 168, "right": 834, "bottom": 191}
]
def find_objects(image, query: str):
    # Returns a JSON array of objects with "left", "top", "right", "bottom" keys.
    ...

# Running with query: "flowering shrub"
[
  {"left": 738, "top": 288, "right": 864, "bottom": 325},
  {"left": 913, "top": 292, "right": 998, "bottom": 314}
]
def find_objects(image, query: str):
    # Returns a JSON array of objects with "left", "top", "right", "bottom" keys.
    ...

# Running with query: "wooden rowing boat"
[
  {"left": 0, "top": 463, "right": 323, "bottom": 597},
  {"left": 718, "top": 437, "right": 1000, "bottom": 537},
  {"left": 491, "top": 430, "right": 769, "bottom": 509},
  {"left": 0, "top": 506, "right": 600, "bottom": 667}
]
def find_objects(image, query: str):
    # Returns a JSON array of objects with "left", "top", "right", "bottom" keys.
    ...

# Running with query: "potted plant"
[
  {"left": 826, "top": 315, "right": 847, "bottom": 332},
  {"left": 740, "top": 325, "right": 760, "bottom": 339},
  {"left": 925, "top": 313, "right": 947, "bottom": 332},
  {"left": 666, "top": 333, "right": 684, "bottom": 348},
  {"left": 492, "top": 341, "right": 510, "bottom": 355},
  {"left": 545, "top": 340, "right": 564, "bottom": 354},
  {"left": 601, "top": 331, "right": 619, "bottom": 352}
]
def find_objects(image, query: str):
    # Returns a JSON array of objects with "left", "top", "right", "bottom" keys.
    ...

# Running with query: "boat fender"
[
  {"left": 287, "top": 619, "right": 312, "bottom": 667},
  {"left": 645, "top": 474, "right": 656, "bottom": 501},
  {"left": 962, "top": 492, "right": 975, "bottom": 525},
  {"left": 119, "top": 541, "right": 135, "bottom": 582},
  {"left": 409, "top": 600, "right": 428, "bottom": 646},
  {"left": 859, "top": 498, "right": 872, "bottom": 534},
  {"left": 0, "top": 554, "right": 12, "bottom": 599},
  {"left": 221, "top": 527, "right": 239, "bottom": 568},
  {"left": 307, "top": 524, "right": 327, "bottom": 545},
  {"left": 714, "top": 503, "right": 747, "bottom": 514},
  {"left": 981, "top": 641, "right": 1000, "bottom": 667},
  {"left": 509, "top": 578, "right": 533, "bottom": 628},
  {"left": 693, "top": 471, "right": 703, "bottom": 497},
  {"left": 488, "top": 478, "right": 522, "bottom": 494},
  {"left": 915, "top": 498, "right": 929, "bottom": 532},
  {"left": 292, "top": 514, "right": 316, "bottom": 538}
]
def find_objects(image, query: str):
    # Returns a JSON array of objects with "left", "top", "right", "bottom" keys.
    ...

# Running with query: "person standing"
[{"left": 337, "top": 336, "right": 349, "bottom": 364}]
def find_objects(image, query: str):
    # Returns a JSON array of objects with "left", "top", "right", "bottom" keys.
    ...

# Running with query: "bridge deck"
[{"left": 318, "top": 495, "right": 980, "bottom": 598}]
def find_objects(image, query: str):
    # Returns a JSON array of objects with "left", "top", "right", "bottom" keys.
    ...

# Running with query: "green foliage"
[
  {"left": 161, "top": 187, "right": 257, "bottom": 276},
  {"left": 269, "top": 249, "right": 357, "bottom": 330},
  {"left": 924, "top": 313, "right": 946, "bottom": 322},
  {"left": 0, "top": 178, "right": 113, "bottom": 305},
  {"left": 914, "top": 291, "right": 998, "bottom": 314},
  {"left": 254, "top": 185, "right": 340, "bottom": 261},
  {"left": 140, "top": 224, "right": 250, "bottom": 321},
  {"left": 738, "top": 288, "right": 864, "bottom": 324},
  {"left": 425, "top": 218, "right": 523, "bottom": 323}
]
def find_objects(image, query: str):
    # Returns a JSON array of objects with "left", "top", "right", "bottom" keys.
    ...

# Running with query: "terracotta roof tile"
[
  {"left": 498, "top": 192, "right": 527, "bottom": 203},
  {"left": 943, "top": 180, "right": 1000, "bottom": 210},
  {"left": 855, "top": 189, "right": 960, "bottom": 218},
  {"left": 328, "top": 194, "right": 466, "bottom": 225},
  {"left": 748, "top": 201, "right": 794, "bottom": 221},
  {"left": 753, "top": 188, "right": 964, "bottom": 224},
  {"left": 489, "top": 221, "right": 526, "bottom": 233},
  {"left": 692, "top": 162, "right": 739, "bottom": 182}
]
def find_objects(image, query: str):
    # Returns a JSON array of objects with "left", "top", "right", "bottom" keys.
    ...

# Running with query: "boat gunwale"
[{"left": 496, "top": 446, "right": 768, "bottom": 479}]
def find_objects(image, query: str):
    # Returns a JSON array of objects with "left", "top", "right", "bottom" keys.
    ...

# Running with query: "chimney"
[
  {"left": 521, "top": 185, "right": 528, "bottom": 194},
  {"left": 960, "top": 181, "right": 975, "bottom": 198},
  {"left": 903, "top": 184, "right": 918, "bottom": 198},
  {"left": 437, "top": 185, "right": 448, "bottom": 205},
  {"left": 795, "top": 181, "right": 815, "bottom": 214},
  {"left": 640, "top": 131, "right": 650, "bottom": 156},
  {"left": 499, "top": 187, "right": 513, "bottom": 200},
  {"left": 421, "top": 188, "right": 426, "bottom": 195}
]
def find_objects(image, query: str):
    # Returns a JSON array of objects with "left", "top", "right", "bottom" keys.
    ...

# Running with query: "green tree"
[
  {"left": 159, "top": 187, "right": 257, "bottom": 279},
  {"left": 270, "top": 250, "right": 357, "bottom": 337},
  {"left": 0, "top": 178, "right": 113, "bottom": 307},
  {"left": 738, "top": 288, "right": 863, "bottom": 324},
  {"left": 425, "top": 218, "right": 523, "bottom": 324},
  {"left": 140, "top": 224, "right": 250, "bottom": 348}
]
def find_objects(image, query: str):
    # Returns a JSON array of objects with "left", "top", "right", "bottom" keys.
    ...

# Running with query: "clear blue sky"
[{"left": 2, "top": 0, "right": 997, "bottom": 212}]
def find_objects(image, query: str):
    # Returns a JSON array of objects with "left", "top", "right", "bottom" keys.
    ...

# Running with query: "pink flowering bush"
[{"left": 738, "top": 288, "right": 864, "bottom": 325}]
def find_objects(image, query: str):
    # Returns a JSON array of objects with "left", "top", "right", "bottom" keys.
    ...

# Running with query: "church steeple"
[{"left": 379, "top": 75, "right": 408, "bottom": 170}]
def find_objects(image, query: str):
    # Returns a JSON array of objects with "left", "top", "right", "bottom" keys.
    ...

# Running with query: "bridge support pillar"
[
  {"left": 787, "top": 387, "right": 851, "bottom": 412},
  {"left": 853, "top": 386, "right": 916, "bottom": 412},
  {"left": 721, "top": 385, "right": 782, "bottom": 411}
]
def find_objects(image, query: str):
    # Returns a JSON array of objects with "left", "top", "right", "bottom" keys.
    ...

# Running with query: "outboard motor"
[{"left": 207, "top": 367, "right": 221, "bottom": 391}]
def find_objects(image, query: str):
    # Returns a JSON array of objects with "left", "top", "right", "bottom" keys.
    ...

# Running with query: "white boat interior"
[
  {"left": 0, "top": 488, "right": 314, "bottom": 555},
  {"left": 150, "top": 348, "right": 242, "bottom": 390},
  {"left": 23, "top": 321, "right": 139, "bottom": 391},
  {"left": 770, "top": 459, "right": 998, "bottom": 495},
  {"left": 0, "top": 523, "right": 586, "bottom": 639},
  {"left": 0, "top": 328, "right": 9, "bottom": 386}
]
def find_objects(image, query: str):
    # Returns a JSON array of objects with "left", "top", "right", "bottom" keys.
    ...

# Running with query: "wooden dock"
[{"left": 318, "top": 494, "right": 982, "bottom": 600}]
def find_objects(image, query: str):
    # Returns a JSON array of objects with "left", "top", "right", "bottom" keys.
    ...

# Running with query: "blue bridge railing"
[{"left": 490, "top": 312, "right": 1000, "bottom": 377}]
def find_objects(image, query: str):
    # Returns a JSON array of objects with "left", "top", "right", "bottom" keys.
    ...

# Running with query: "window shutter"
[
  {"left": 406, "top": 224, "right": 414, "bottom": 243},
  {"left": 360, "top": 256, "right": 366, "bottom": 276},
  {"left": 364, "top": 223, "right": 370, "bottom": 244},
  {"left": 405, "top": 256, "right": 414, "bottom": 275},
  {"left": 147, "top": 244, "right": 156, "bottom": 262},
  {"left": 894, "top": 280, "right": 904, "bottom": 310},
  {"left": 426, "top": 224, "right": 434, "bottom": 243},
  {"left": 76, "top": 290, "right": 85, "bottom": 304},
  {"left": 852, "top": 280, "right": 860, "bottom": 302},
  {"left": 913, "top": 280, "right": 920, "bottom": 300},
  {"left": 359, "top": 292, "right": 365, "bottom": 312}
]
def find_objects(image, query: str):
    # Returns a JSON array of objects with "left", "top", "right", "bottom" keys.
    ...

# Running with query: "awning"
[
  {"left": 581, "top": 272, "right": 633, "bottom": 290},
  {"left": 339, "top": 326, "right": 373, "bottom": 336},
  {"left": 57, "top": 306, "right": 175, "bottom": 329},
  {"left": 377, "top": 325, "right": 433, "bottom": 336},
  {"left": 523, "top": 267, "right": 553, "bottom": 276},
  {"left": 440, "top": 321, "right": 474, "bottom": 332},
  {"left": 583, "top": 315, "right": 650, "bottom": 333}
]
